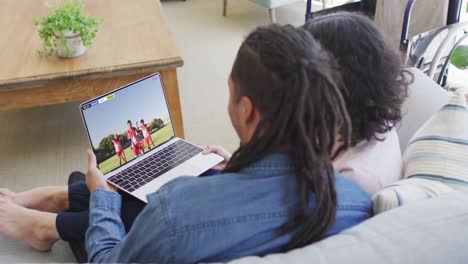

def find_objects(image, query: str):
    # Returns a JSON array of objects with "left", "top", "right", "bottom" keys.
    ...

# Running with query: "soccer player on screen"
[
  {"left": 138, "top": 119, "right": 155, "bottom": 150},
  {"left": 133, "top": 122, "right": 145, "bottom": 154},
  {"left": 126, "top": 120, "right": 143, "bottom": 157},
  {"left": 111, "top": 134, "right": 127, "bottom": 165}
]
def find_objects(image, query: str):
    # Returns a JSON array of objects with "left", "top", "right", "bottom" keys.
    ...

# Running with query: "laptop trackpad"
[
  {"left": 132, "top": 153, "right": 223, "bottom": 203},
  {"left": 187, "top": 153, "right": 224, "bottom": 171}
]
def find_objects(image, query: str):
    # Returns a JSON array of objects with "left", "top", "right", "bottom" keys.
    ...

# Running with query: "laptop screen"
[{"left": 81, "top": 73, "right": 175, "bottom": 174}]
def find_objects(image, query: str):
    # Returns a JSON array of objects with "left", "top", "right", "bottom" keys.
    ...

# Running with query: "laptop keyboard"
[{"left": 108, "top": 140, "right": 202, "bottom": 192}]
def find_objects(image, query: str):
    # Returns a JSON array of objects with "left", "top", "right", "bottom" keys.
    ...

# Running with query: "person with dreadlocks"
[
  {"left": 0, "top": 24, "right": 371, "bottom": 263},
  {"left": 303, "top": 13, "right": 411, "bottom": 196}
]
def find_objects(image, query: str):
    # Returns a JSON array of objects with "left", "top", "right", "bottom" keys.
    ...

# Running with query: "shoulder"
[
  {"left": 334, "top": 172, "right": 372, "bottom": 212},
  {"left": 334, "top": 129, "right": 402, "bottom": 195},
  {"left": 337, "top": 130, "right": 401, "bottom": 164},
  {"left": 324, "top": 172, "right": 372, "bottom": 237}
]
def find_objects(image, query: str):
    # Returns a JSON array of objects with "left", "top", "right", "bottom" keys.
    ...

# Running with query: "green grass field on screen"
[{"left": 98, "top": 124, "right": 175, "bottom": 174}]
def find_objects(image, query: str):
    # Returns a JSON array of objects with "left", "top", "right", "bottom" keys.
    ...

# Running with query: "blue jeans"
[
  {"left": 56, "top": 169, "right": 220, "bottom": 242},
  {"left": 84, "top": 153, "right": 372, "bottom": 263}
]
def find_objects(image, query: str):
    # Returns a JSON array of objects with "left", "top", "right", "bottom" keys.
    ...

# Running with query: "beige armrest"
[{"left": 397, "top": 68, "right": 450, "bottom": 152}]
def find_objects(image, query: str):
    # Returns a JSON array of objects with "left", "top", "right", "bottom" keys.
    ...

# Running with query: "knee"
[{"left": 68, "top": 171, "right": 86, "bottom": 185}]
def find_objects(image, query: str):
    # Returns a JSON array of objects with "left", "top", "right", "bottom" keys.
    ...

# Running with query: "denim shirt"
[{"left": 86, "top": 153, "right": 372, "bottom": 263}]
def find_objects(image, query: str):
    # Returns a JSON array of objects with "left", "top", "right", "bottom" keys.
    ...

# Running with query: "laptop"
[{"left": 80, "top": 73, "right": 223, "bottom": 203}]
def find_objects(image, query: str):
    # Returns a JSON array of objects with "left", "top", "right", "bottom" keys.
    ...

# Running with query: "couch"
[
  {"left": 231, "top": 191, "right": 468, "bottom": 264},
  {"left": 230, "top": 68, "right": 468, "bottom": 263},
  {"left": 1, "top": 68, "right": 467, "bottom": 263}
]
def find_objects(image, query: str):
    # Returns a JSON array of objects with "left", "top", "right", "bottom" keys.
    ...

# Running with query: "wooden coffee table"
[{"left": 0, "top": 0, "right": 185, "bottom": 137}]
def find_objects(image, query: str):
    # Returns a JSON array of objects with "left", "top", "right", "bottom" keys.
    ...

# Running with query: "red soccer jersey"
[
  {"left": 139, "top": 124, "right": 150, "bottom": 138},
  {"left": 111, "top": 138, "right": 123, "bottom": 151},
  {"left": 126, "top": 129, "right": 138, "bottom": 144}
]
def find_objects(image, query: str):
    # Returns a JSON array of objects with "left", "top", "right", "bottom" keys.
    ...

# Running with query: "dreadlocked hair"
[{"left": 223, "top": 24, "right": 352, "bottom": 251}]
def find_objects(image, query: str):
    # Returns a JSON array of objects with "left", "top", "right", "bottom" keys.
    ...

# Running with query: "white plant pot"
[{"left": 55, "top": 30, "right": 86, "bottom": 58}]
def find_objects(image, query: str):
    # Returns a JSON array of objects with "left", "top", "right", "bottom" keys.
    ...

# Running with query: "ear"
[{"left": 238, "top": 96, "right": 256, "bottom": 124}]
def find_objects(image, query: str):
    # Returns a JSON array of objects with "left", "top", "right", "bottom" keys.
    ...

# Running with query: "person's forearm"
[{"left": 86, "top": 189, "right": 125, "bottom": 263}]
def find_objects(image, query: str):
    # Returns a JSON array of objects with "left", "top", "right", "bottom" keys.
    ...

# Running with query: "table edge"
[{"left": 0, "top": 57, "right": 184, "bottom": 91}]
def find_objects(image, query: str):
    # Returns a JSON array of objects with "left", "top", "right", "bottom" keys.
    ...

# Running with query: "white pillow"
[
  {"left": 372, "top": 178, "right": 453, "bottom": 214},
  {"left": 373, "top": 90, "right": 468, "bottom": 214},
  {"left": 403, "top": 89, "right": 468, "bottom": 191}
]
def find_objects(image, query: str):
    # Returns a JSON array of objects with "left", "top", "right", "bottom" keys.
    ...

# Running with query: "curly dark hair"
[{"left": 303, "top": 12, "right": 412, "bottom": 146}]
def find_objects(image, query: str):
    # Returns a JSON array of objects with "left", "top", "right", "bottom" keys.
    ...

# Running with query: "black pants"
[
  {"left": 56, "top": 172, "right": 146, "bottom": 242},
  {"left": 57, "top": 169, "right": 219, "bottom": 242},
  {"left": 60, "top": 170, "right": 219, "bottom": 263}
]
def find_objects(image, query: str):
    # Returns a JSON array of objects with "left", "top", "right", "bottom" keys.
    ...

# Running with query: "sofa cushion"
[
  {"left": 403, "top": 90, "right": 468, "bottom": 191},
  {"left": 373, "top": 90, "right": 468, "bottom": 214},
  {"left": 397, "top": 68, "right": 450, "bottom": 152},
  {"left": 229, "top": 191, "right": 468, "bottom": 264},
  {"left": 372, "top": 178, "right": 454, "bottom": 214}
]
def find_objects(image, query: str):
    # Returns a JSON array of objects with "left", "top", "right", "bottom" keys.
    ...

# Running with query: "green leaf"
[
  {"left": 34, "top": 0, "right": 103, "bottom": 56},
  {"left": 451, "top": 45, "right": 468, "bottom": 70}
]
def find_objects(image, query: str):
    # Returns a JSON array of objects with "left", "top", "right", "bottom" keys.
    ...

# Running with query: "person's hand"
[
  {"left": 202, "top": 145, "right": 232, "bottom": 171},
  {"left": 86, "top": 150, "right": 117, "bottom": 193}
]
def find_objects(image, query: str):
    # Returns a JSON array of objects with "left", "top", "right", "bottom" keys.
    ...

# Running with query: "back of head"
[
  {"left": 225, "top": 24, "right": 351, "bottom": 250},
  {"left": 304, "top": 12, "right": 411, "bottom": 146}
]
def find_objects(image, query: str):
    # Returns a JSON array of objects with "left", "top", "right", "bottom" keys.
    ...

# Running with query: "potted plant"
[{"left": 34, "top": 0, "right": 103, "bottom": 58}]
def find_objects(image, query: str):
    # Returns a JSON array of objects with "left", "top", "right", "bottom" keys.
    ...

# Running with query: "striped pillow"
[
  {"left": 373, "top": 178, "right": 454, "bottom": 214},
  {"left": 403, "top": 90, "right": 468, "bottom": 191},
  {"left": 373, "top": 90, "right": 468, "bottom": 214}
]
